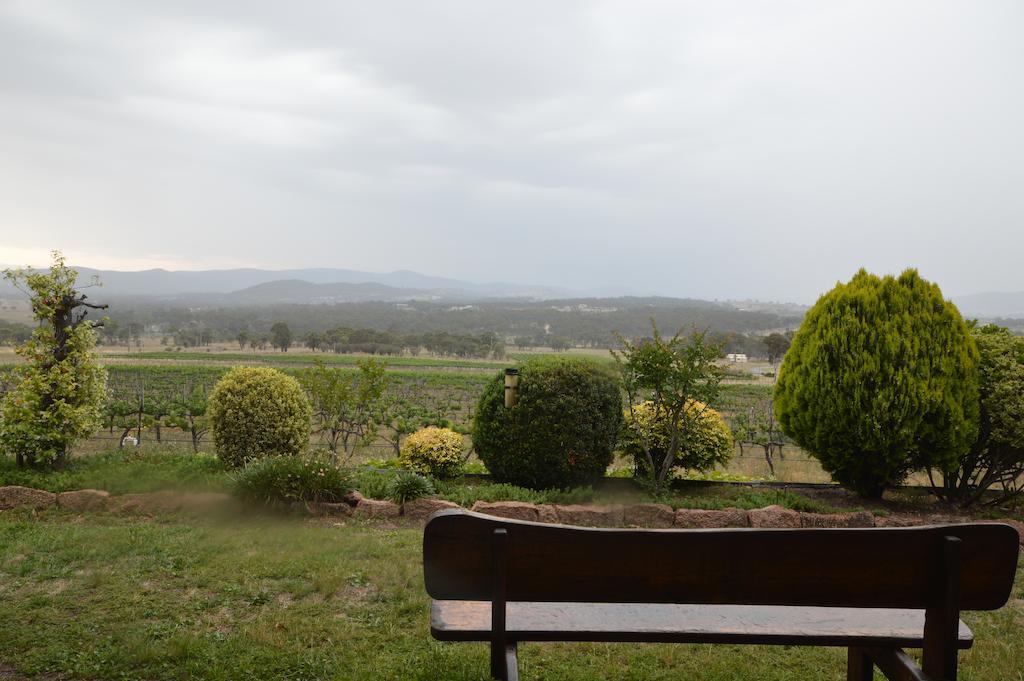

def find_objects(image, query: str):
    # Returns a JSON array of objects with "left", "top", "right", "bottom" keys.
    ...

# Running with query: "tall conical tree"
[{"left": 774, "top": 268, "right": 979, "bottom": 497}]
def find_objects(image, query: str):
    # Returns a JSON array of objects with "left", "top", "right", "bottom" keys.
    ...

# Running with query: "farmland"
[{"left": 0, "top": 347, "right": 819, "bottom": 481}]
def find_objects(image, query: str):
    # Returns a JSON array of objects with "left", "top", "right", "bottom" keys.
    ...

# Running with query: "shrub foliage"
[
  {"left": 472, "top": 357, "right": 622, "bottom": 489},
  {"left": 774, "top": 269, "right": 979, "bottom": 497},
  {"left": 399, "top": 426, "right": 464, "bottom": 478},
  {"left": 613, "top": 323, "right": 724, "bottom": 491},
  {"left": 233, "top": 455, "right": 352, "bottom": 507},
  {"left": 208, "top": 366, "right": 312, "bottom": 467},
  {"left": 935, "top": 324, "right": 1024, "bottom": 505},
  {"left": 620, "top": 400, "right": 733, "bottom": 476}
]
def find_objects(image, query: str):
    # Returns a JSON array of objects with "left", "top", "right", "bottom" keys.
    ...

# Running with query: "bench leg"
[
  {"left": 490, "top": 641, "right": 518, "bottom": 681},
  {"left": 848, "top": 647, "right": 873, "bottom": 681}
]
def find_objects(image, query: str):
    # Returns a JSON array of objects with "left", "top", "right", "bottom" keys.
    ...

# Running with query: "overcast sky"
[{"left": 1, "top": 1, "right": 1022, "bottom": 303}]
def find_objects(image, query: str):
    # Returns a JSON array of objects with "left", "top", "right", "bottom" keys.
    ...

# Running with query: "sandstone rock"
[
  {"left": 748, "top": 505, "right": 801, "bottom": 528},
  {"left": 800, "top": 511, "right": 875, "bottom": 528},
  {"left": 674, "top": 507, "right": 749, "bottom": 529},
  {"left": 873, "top": 515, "right": 920, "bottom": 528},
  {"left": 536, "top": 504, "right": 560, "bottom": 524},
  {"left": 554, "top": 504, "right": 624, "bottom": 527},
  {"left": 352, "top": 498, "right": 401, "bottom": 520},
  {"left": 471, "top": 501, "right": 540, "bottom": 522},
  {"left": 312, "top": 502, "right": 354, "bottom": 517},
  {"left": 56, "top": 489, "right": 109, "bottom": 512},
  {"left": 342, "top": 490, "right": 364, "bottom": 507},
  {"left": 402, "top": 497, "right": 462, "bottom": 522},
  {"left": 623, "top": 503, "right": 675, "bottom": 528},
  {"left": 0, "top": 486, "right": 57, "bottom": 511}
]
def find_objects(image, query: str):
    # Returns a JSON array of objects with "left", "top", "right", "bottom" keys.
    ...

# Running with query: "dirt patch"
[{"left": 0, "top": 663, "right": 64, "bottom": 681}]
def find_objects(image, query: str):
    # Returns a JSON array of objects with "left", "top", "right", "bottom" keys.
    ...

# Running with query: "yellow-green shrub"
[
  {"left": 619, "top": 400, "right": 733, "bottom": 476},
  {"left": 208, "top": 367, "right": 312, "bottom": 468},
  {"left": 399, "top": 426, "right": 464, "bottom": 478}
]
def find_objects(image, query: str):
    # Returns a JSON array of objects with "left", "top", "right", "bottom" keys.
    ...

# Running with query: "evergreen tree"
[{"left": 774, "top": 269, "right": 979, "bottom": 497}]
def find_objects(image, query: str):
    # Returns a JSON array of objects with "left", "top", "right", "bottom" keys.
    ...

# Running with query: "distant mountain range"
[
  {"left": 0, "top": 266, "right": 571, "bottom": 304},
  {"left": 1, "top": 265, "right": 1022, "bottom": 318}
]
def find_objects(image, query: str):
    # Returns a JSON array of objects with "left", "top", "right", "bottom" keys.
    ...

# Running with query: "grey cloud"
[{"left": 1, "top": 0, "right": 1022, "bottom": 302}]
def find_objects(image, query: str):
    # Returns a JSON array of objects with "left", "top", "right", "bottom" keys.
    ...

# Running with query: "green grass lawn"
[
  {"left": 0, "top": 511, "right": 1021, "bottom": 681},
  {"left": 0, "top": 449, "right": 848, "bottom": 515}
]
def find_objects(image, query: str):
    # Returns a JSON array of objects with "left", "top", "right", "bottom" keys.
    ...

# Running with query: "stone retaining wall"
[{"left": 2, "top": 485, "right": 1022, "bottom": 545}]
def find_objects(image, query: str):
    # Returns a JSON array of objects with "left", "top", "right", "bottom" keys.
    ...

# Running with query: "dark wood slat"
[
  {"left": 423, "top": 510, "right": 1019, "bottom": 610},
  {"left": 923, "top": 536, "right": 962, "bottom": 680},
  {"left": 491, "top": 529, "right": 509, "bottom": 681},
  {"left": 847, "top": 647, "right": 874, "bottom": 681},
  {"left": 431, "top": 601, "right": 974, "bottom": 648},
  {"left": 868, "top": 647, "right": 933, "bottom": 681}
]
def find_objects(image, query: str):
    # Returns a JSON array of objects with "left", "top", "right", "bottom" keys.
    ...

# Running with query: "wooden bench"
[{"left": 423, "top": 509, "right": 1019, "bottom": 681}]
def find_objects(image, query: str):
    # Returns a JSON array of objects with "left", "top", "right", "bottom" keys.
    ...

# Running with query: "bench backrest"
[{"left": 423, "top": 509, "right": 1019, "bottom": 610}]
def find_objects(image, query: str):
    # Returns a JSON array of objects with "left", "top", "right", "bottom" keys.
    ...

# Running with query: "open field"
[{"left": 0, "top": 511, "right": 1021, "bottom": 681}]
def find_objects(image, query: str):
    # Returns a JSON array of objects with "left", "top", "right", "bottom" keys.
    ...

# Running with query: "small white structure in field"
[
  {"left": 726, "top": 353, "right": 748, "bottom": 363},
  {"left": 121, "top": 435, "right": 139, "bottom": 447}
]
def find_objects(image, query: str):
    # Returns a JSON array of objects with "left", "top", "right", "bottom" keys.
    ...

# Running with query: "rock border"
[{"left": 1, "top": 485, "right": 1021, "bottom": 546}]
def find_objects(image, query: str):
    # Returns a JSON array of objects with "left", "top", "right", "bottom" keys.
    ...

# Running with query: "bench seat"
[
  {"left": 432, "top": 600, "right": 974, "bottom": 649},
  {"left": 424, "top": 510, "right": 1019, "bottom": 680}
]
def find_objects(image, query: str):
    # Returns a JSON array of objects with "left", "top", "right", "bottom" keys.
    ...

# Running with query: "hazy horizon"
[{"left": 3, "top": 2, "right": 1022, "bottom": 303}]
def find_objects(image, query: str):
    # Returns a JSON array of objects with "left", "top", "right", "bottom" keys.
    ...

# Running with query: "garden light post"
[{"left": 504, "top": 368, "right": 519, "bottom": 408}]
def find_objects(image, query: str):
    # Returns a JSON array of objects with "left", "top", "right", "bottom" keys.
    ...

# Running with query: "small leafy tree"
[
  {"left": 731, "top": 397, "right": 787, "bottom": 477},
  {"left": 762, "top": 332, "right": 790, "bottom": 366},
  {"left": 166, "top": 382, "right": 210, "bottom": 453},
  {"left": 774, "top": 269, "right": 979, "bottom": 497},
  {"left": 612, "top": 322, "right": 724, "bottom": 492},
  {"left": 932, "top": 324, "right": 1024, "bottom": 506},
  {"left": 375, "top": 378, "right": 431, "bottom": 457},
  {"left": 270, "top": 322, "right": 293, "bottom": 352},
  {"left": 299, "top": 358, "right": 389, "bottom": 464},
  {"left": 0, "top": 252, "right": 108, "bottom": 467}
]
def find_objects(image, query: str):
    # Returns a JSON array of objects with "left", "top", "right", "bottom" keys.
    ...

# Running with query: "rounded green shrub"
[
  {"left": 774, "top": 268, "right": 979, "bottom": 497},
  {"left": 233, "top": 455, "right": 352, "bottom": 507},
  {"left": 472, "top": 357, "right": 622, "bottom": 489},
  {"left": 208, "top": 366, "right": 312, "bottom": 468},
  {"left": 399, "top": 426, "right": 464, "bottom": 478},
  {"left": 620, "top": 400, "right": 733, "bottom": 476}
]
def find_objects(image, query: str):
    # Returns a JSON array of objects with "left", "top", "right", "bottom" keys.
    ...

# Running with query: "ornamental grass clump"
[
  {"left": 233, "top": 455, "right": 353, "bottom": 507},
  {"left": 388, "top": 470, "right": 435, "bottom": 504},
  {"left": 208, "top": 366, "right": 312, "bottom": 468},
  {"left": 399, "top": 426, "right": 464, "bottom": 478}
]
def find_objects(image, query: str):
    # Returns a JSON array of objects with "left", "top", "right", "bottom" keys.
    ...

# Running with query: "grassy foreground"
[{"left": 0, "top": 511, "right": 1021, "bottom": 681}]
